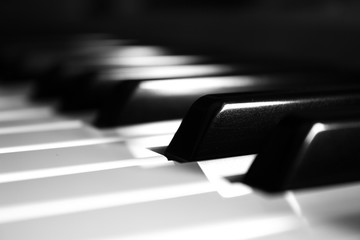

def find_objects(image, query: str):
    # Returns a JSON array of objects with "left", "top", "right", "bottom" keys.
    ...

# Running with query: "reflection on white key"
[
  {"left": 139, "top": 76, "right": 256, "bottom": 96},
  {"left": 69, "top": 45, "right": 169, "bottom": 73},
  {"left": 257, "top": 183, "right": 360, "bottom": 240},
  {"left": 0, "top": 95, "right": 31, "bottom": 110},
  {"left": 0, "top": 126, "right": 117, "bottom": 153},
  {"left": 125, "top": 134, "right": 174, "bottom": 149},
  {"left": 0, "top": 107, "right": 55, "bottom": 121},
  {"left": 0, "top": 120, "right": 83, "bottom": 135},
  {"left": 0, "top": 116, "right": 73, "bottom": 130},
  {"left": 0, "top": 106, "right": 91, "bottom": 135},
  {"left": 107, "top": 46, "right": 168, "bottom": 58},
  {"left": 114, "top": 120, "right": 182, "bottom": 137},
  {"left": 198, "top": 155, "right": 255, "bottom": 198},
  {"left": 293, "top": 183, "right": 360, "bottom": 224},
  {"left": 103, "top": 55, "right": 204, "bottom": 67},
  {"left": 247, "top": 223, "right": 360, "bottom": 240},
  {"left": 0, "top": 142, "right": 165, "bottom": 183},
  {"left": 0, "top": 163, "right": 213, "bottom": 223},
  {"left": 0, "top": 192, "right": 301, "bottom": 240},
  {"left": 101, "top": 64, "right": 235, "bottom": 81}
]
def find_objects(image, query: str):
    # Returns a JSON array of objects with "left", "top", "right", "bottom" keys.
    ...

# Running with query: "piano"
[{"left": 1, "top": 1, "right": 360, "bottom": 239}]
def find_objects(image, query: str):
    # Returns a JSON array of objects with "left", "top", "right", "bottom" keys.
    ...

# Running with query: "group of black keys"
[{"left": 1, "top": 33, "right": 360, "bottom": 194}]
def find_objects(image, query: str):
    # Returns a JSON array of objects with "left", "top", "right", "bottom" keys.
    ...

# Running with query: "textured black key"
[
  {"left": 164, "top": 88, "right": 360, "bottom": 162},
  {"left": 242, "top": 110, "right": 360, "bottom": 192},
  {"left": 94, "top": 72, "right": 360, "bottom": 128}
]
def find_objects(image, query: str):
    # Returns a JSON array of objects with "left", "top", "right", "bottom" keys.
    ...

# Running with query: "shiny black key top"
[
  {"left": 242, "top": 110, "right": 360, "bottom": 192},
  {"left": 57, "top": 63, "right": 236, "bottom": 113},
  {"left": 36, "top": 48, "right": 314, "bottom": 113},
  {"left": 94, "top": 73, "right": 360, "bottom": 128},
  {"left": 165, "top": 89, "right": 360, "bottom": 162}
]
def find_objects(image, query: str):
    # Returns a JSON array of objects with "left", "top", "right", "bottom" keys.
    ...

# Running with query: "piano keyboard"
[{"left": 0, "top": 34, "right": 359, "bottom": 240}]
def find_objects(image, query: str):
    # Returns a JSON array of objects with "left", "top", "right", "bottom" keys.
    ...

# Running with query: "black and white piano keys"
[
  {"left": 0, "top": 44, "right": 359, "bottom": 239},
  {"left": 0, "top": 80, "right": 271, "bottom": 239}
]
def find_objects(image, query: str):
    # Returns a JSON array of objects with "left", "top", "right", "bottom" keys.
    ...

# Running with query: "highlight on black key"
[{"left": 242, "top": 109, "right": 360, "bottom": 192}]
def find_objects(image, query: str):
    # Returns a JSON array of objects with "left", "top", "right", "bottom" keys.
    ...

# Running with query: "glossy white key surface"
[
  {"left": 254, "top": 184, "right": 360, "bottom": 240},
  {"left": 0, "top": 192, "right": 300, "bottom": 240},
  {"left": 0, "top": 126, "right": 100, "bottom": 148},
  {"left": 293, "top": 183, "right": 360, "bottom": 225},
  {"left": 0, "top": 142, "right": 166, "bottom": 183},
  {"left": 0, "top": 106, "right": 55, "bottom": 121},
  {"left": 0, "top": 119, "right": 83, "bottom": 134},
  {"left": 101, "top": 64, "right": 235, "bottom": 81},
  {"left": 0, "top": 162, "right": 211, "bottom": 223},
  {"left": 0, "top": 95, "right": 32, "bottom": 110}
]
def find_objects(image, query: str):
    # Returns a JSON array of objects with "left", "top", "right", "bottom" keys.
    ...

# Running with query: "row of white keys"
[
  {"left": 0, "top": 140, "right": 168, "bottom": 183},
  {"left": 0, "top": 162, "right": 212, "bottom": 223},
  {"left": 2, "top": 116, "right": 357, "bottom": 239},
  {"left": 0, "top": 104, "right": 179, "bottom": 181},
  {"left": 1, "top": 149, "right": 360, "bottom": 240},
  {"left": 0, "top": 139, "right": 358, "bottom": 236},
  {"left": 0, "top": 187, "right": 301, "bottom": 240},
  {"left": 0, "top": 89, "right": 303, "bottom": 240}
]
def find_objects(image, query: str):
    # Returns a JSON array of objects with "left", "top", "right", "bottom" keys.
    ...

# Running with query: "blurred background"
[{"left": 2, "top": 0, "right": 360, "bottom": 69}]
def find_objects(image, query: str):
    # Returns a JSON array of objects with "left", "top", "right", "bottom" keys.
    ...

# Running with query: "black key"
[
  {"left": 57, "top": 60, "right": 300, "bottom": 114},
  {"left": 93, "top": 75, "right": 263, "bottom": 127},
  {"left": 164, "top": 86, "right": 360, "bottom": 162},
  {"left": 58, "top": 52, "right": 295, "bottom": 113},
  {"left": 94, "top": 72, "right": 359, "bottom": 128},
  {"left": 57, "top": 63, "right": 235, "bottom": 113},
  {"left": 0, "top": 35, "right": 68, "bottom": 83},
  {"left": 242, "top": 110, "right": 360, "bottom": 192},
  {"left": 31, "top": 35, "right": 126, "bottom": 100},
  {"left": 32, "top": 38, "right": 312, "bottom": 113}
]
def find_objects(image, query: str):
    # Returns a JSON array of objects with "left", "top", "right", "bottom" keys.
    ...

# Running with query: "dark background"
[{"left": 2, "top": 0, "right": 360, "bottom": 69}]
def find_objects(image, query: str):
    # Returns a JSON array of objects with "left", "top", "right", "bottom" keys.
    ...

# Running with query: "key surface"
[
  {"left": 0, "top": 141, "right": 166, "bottom": 183},
  {"left": 0, "top": 162, "right": 212, "bottom": 223},
  {"left": 0, "top": 125, "right": 114, "bottom": 153},
  {"left": 0, "top": 106, "right": 56, "bottom": 122},
  {"left": 242, "top": 111, "right": 360, "bottom": 192},
  {"left": 165, "top": 90, "right": 360, "bottom": 162},
  {"left": 57, "top": 63, "right": 237, "bottom": 114},
  {"left": 0, "top": 192, "right": 299, "bottom": 240},
  {"left": 94, "top": 72, "right": 360, "bottom": 127},
  {"left": 0, "top": 118, "right": 83, "bottom": 134},
  {"left": 256, "top": 183, "right": 360, "bottom": 240},
  {"left": 31, "top": 44, "right": 171, "bottom": 100}
]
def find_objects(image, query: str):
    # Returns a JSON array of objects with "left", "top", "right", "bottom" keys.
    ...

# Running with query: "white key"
[
  {"left": 0, "top": 192, "right": 300, "bottom": 240},
  {"left": 256, "top": 183, "right": 360, "bottom": 240},
  {"left": 0, "top": 106, "right": 56, "bottom": 122},
  {"left": 101, "top": 64, "right": 236, "bottom": 81},
  {"left": 252, "top": 224, "right": 360, "bottom": 240},
  {"left": 293, "top": 182, "right": 360, "bottom": 225},
  {"left": 0, "top": 162, "right": 212, "bottom": 223},
  {"left": 103, "top": 55, "right": 204, "bottom": 67},
  {"left": 0, "top": 142, "right": 165, "bottom": 183},
  {"left": 0, "top": 118, "right": 83, "bottom": 134},
  {"left": 0, "top": 95, "right": 33, "bottom": 110},
  {"left": 0, "top": 126, "right": 116, "bottom": 153}
]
